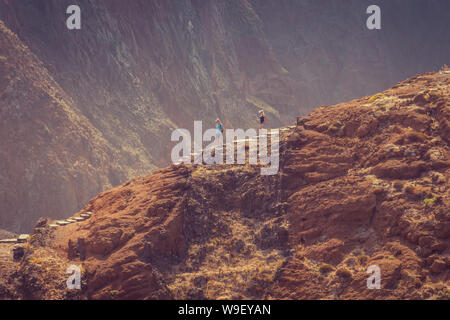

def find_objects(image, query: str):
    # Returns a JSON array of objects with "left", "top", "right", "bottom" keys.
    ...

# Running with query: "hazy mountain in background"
[
  {"left": 0, "top": 0, "right": 448, "bottom": 232},
  {"left": 250, "top": 0, "right": 450, "bottom": 107}
]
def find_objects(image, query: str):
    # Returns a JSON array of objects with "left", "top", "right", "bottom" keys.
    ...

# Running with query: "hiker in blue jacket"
[{"left": 216, "top": 118, "right": 224, "bottom": 137}]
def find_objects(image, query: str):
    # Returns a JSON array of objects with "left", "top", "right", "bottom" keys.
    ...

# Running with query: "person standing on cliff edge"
[{"left": 258, "top": 110, "right": 268, "bottom": 130}]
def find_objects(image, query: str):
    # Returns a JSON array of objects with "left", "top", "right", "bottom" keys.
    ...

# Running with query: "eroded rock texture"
[{"left": 3, "top": 71, "right": 448, "bottom": 300}]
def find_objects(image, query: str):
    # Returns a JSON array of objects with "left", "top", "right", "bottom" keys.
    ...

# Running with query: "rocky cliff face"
[
  {"left": 1, "top": 71, "right": 448, "bottom": 300},
  {"left": 0, "top": 0, "right": 448, "bottom": 233},
  {"left": 0, "top": 21, "right": 129, "bottom": 231},
  {"left": 0, "top": 0, "right": 297, "bottom": 231},
  {"left": 0, "top": 0, "right": 298, "bottom": 142}
]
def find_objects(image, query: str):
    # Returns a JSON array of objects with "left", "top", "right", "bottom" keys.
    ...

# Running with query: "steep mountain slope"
[
  {"left": 0, "top": 21, "right": 131, "bottom": 232},
  {"left": 0, "top": 0, "right": 297, "bottom": 231},
  {"left": 0, "top": 0, "right": 297, "bottom": 146},
  {"left": 1, "top": 71, "right": 448, "bottom": 300}
]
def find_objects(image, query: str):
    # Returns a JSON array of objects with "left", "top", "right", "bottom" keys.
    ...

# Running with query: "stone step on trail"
[
  {"left": 183, "top": 130, "right": 283, "bottom": 163},
  {"left": 17, "top": 234, "right": 29, "bottom": 243},
  {"left": 5, "top": 213, "right": 94, "bottom": 237},
  {"left": 0, "top": 238, "right": 18, "bottom": 244},
  {"left": 279, "top": 126, "right": 295, "bottom": 131},
  {"left": 50, "top": 213, "right": 92, "bottom": 228}
]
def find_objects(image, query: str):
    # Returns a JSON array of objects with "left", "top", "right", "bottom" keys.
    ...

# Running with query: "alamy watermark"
[
  {"left": 366, "top": 265, "right": 381, "bottom": 289},
  {"left": 366, "top": 5, "right": 381, "bottom": 30},
  {"left": 171, "top": 121, "right": 279, "bottom": 176},
  {"left": 66, "top": 5, "right": 379, "bottom": 31},
  {"left": 66, "top": 5, "right": 81, "bottom": 30},
  {"left": 66, "top": 265, "right": 81, "bottom": 290}
]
